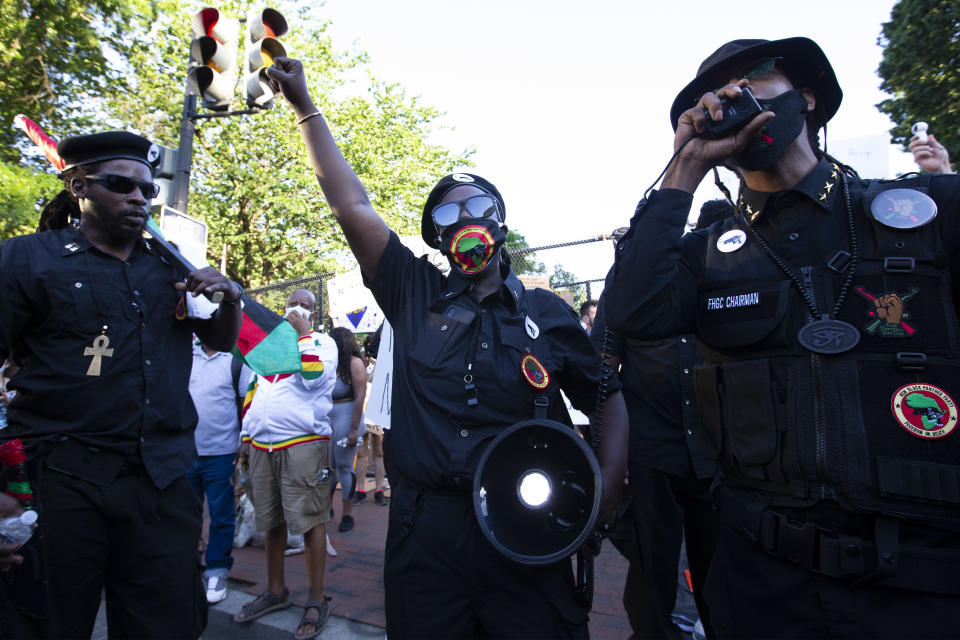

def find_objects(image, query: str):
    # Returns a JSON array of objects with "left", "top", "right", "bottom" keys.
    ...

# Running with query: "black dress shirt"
[
  {"left": 0, "top": 226, "right": 210, "bottom": 488},
  {"left": 368, "top": 232, "right": 619, "bottom": 491}
]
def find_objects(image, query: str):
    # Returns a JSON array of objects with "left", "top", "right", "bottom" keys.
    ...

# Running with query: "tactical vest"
[{"left": 692, "top": 173, "right": 960, "bottom": 524}]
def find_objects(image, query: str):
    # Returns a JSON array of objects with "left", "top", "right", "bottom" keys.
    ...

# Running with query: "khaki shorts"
[{"left": 247, "top": 439, "right": 332, "bottom": 536}]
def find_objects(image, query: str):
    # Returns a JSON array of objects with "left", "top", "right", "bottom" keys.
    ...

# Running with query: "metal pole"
[
  {"left": 586, "top": 281, "right": 592, "bottom": 301},
  {"left": 172, "top": 91, "right": 196, "bottom": 214}
]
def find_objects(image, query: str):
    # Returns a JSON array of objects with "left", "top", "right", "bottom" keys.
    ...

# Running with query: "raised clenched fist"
[{"left": 874, "top": 293, "right": 903, "bottom": 325}]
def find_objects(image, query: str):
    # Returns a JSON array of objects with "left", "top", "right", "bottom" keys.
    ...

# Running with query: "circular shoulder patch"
[
  {"left": 891, "top": 383, "right": 957, "bottom": 439},
  {"left": 717, "top": 229, "right": 747, "bottom": 253},
  {"left": 870, "top": 188, "right": 938, "bottom": 229},
  {"left": 521, "top": 354, "right": 550, "bottom": 390}
]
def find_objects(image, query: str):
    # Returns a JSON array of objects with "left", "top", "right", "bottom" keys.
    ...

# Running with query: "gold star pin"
[
  {"left": 819, "top": 193, "right": 828, "bottom": 202},
  {"left": 823, "top": 182, "right": 833, "bottom": 194},
  {"left": 745, "top": 204, "right": 754, "bottom": 217}
]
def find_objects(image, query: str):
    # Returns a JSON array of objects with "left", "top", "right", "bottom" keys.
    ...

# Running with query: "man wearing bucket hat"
[
  {"left": 605, "top": 38, "right": 960, "bottom": 637},
  {"left": 265, "top": 57, "right": 628, "bottom": 639},
  {"left": 0, "top": 130, "right": 242, "bottom": 638}
]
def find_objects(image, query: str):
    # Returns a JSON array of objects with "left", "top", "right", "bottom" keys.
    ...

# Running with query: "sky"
[{"left": 311, "top": 0, "right": 915, "bottom": 293}]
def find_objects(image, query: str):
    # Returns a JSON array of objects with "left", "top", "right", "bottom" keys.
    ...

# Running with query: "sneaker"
[
  {"left": 325, "top": 534, "right": 337, "bottom": 557},
  {"left": 338, "top": 514, "right": 354, "bottom": 533},
  {"left": 374, "top": 490, "right": 388, "bottom": 506},
  {"left": 205, "top": 574, "right": 227, "bottom": 604},
  {"left": 353, "top": 491, "right": 368, "bottom": 505}
]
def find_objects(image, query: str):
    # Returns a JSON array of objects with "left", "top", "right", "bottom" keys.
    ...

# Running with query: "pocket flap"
[{"left": 696, "top": 280, "right": 790, "bottom": 349}]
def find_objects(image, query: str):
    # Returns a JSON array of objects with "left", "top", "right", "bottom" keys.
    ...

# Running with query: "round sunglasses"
[
  {"left": 86, "top": 173, "right": 160, "bottom": 200},
  {"left": 432, "top": 194, "right": 501, "bottom": 229}
]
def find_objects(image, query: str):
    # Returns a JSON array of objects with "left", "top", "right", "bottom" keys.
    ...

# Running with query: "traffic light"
[
  {"left": 187, "top": 8, "right": 240, "bottom": 111},
  {"left": 244, "top": 8, "right": 288, "bottom": 108}
]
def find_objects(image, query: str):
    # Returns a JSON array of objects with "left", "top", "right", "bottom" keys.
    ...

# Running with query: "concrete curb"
[{"left": 205, "top": 589, "right": 384, "bottom": 640}]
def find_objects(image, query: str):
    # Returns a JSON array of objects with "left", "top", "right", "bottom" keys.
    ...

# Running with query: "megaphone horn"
[{"left": 473, "top": 419, "right": 602, "bottom": 566}]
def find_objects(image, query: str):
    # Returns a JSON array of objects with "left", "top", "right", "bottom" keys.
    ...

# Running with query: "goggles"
[
  {"left": 431, "top": 194, "right": 501, "bottom": 229},
  {"left": 86, "top": 173, "right": 160, "bottom": 200}
]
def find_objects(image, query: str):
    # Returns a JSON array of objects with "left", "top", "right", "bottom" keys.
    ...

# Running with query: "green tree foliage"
[
  {"left": 505, "top": 228, "right": 546, "bottom": 275},
  {"left": 877, "top": 0, "right": 960, "bottom": 158},
  {"left": 107, "top": 0, "right": 471, "bottom": 288},
  {"left": 0, "top": 0, "right": 151, "bottom": 164},
  {"left": 0, "top": 161, "right": 59, "bottom": 238},
  {"left": 550, "top": 263, "right": 587, "bottom": 310}
]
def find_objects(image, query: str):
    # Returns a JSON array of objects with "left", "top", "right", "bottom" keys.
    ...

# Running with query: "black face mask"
[
  {"left": 439, "top": 217, "right": 507, "bottom": 278},
  {"left": 733, "top": 89, "right": 809, "bottom": 171}
]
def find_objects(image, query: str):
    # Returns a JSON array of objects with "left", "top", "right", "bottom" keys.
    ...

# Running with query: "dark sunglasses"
[
  {"left": 432, "top": 194, "right": 501, "bottom": 229},
  {"left": 712, "top": 57, "right": 783, "bottom": 94},
  {"left": 85, "top": 174, "right": 160, "bottom": 199}
]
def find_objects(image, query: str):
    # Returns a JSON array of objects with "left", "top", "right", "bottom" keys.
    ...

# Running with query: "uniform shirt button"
[
  {"left": 683, "top": 368, "right": 690, "bottom": 374},
  {"left": 684, "top": 399, "right": 692, "bottom": 406},
  {"left": 480, "top": 342, "right": 488, "bottom": 350},
  {"left": 140, "top": 437, "right": 145, "bottom": 443},
  {"left": 145, "top": 359, "right": 151, "bottom": 366},
  {"left": 680, "top": 337, "right": 687, "bottom": 343},
  {"left": 789, "top": 232, "right": 799, "bottom": 241},
  {"left": 134, "top": 290, "right": 141, "bottom": 296},
  {"left": 74, "top": 282, "right": 83, "bottom": 288},
  {"left": 460, "top": 429, "right": 468, "bottom": 438},
  {"left": 687, "top": 429, "right": 694, "bottom": 436},
  {"left": 145, "top": 398, "right": 151, "bottom": 406},
  {"left": 441, "top": 325, "right": 448, "bottom": 331}
]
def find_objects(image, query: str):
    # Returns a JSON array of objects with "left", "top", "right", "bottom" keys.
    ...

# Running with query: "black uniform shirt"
[
  {"left": 591, "top": 296, "right": 715, "bottom": 478},
  {"left": 0, "top": 226, "right": 207, "bottom": 489},
  {"left": 368, "top": 232, "right": 619, "bottom": 491}
]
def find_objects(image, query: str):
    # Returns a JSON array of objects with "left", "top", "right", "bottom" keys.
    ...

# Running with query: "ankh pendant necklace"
[
  {"left": 82, "top": 252, "right": 116, "bottom": 376},
  {"left": 737, "top": 165, "right": 861, "bottom": 355}
]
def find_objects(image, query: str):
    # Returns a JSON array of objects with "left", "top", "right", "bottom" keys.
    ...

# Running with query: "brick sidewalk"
[{"left": 227, "top": 483, "right": 633, "bottom": 639}]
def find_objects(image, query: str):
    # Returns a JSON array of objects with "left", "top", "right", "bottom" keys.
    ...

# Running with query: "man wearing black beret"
[
  {"left": 605, "top": 37, "right": 960, "bottom": 637},
  {"left": 0, "top": 130, "right": 242, "bottom": 638},
  {"left": 264, "top": 57, "right": 629, "bottom": 639}
]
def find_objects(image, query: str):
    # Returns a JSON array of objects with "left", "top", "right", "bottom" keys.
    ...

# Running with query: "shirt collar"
[
  {"left": 439, "top": 263, "right": 523, "bottom": 313},
  {"left": 738, "top": 157, "right": 841, "bottom": 224},
  {"left": 58, "top": 224, "right": 151, "bottom": 258}
]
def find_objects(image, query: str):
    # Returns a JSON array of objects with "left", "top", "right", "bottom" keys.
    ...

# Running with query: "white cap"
[{"left": 19, "top": 510, "right": 38, "bottom": 526}]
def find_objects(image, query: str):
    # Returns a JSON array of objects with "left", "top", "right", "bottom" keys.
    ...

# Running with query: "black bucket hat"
[
  {"left": 420, "top": 172, "right": 505, "bottom": 248},
  {"left": 669, "top": 37, "right": 842, "bottom": 131}
]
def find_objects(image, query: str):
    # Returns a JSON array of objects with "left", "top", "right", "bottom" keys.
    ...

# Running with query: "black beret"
[
  {"left": 58, "top": 131, "right": 162, "bottom": 173},
  {"left": 420, "top": 172, "right": 505, "bottom": 248}
]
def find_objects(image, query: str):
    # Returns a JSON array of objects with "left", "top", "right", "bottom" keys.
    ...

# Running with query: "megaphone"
[{"left": 473, "top": 418, "right": 602, "bottom": 565}]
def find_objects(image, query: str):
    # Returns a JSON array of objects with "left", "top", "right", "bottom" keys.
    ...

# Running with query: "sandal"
[
  {"left": 233, "top": 587, "right": 292, "bottom": 623},
  {"left": 294, "top": 597, "right": 332, "bottom": 640}
]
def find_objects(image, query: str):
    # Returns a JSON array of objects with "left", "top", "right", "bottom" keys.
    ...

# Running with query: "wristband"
[
  {"left": 222, "top": 283, "right": 243, "bottom": 305},
  {"left": 297, "top": 111, "right": 322, "bottom": 125}
]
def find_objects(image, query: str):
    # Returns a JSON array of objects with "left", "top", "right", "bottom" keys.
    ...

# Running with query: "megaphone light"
[{"left": 518, "top": 470, "right": 551, "bottom": 508}]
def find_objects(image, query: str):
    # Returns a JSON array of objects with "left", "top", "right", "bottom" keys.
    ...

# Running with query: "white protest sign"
[
  {"left": 326, "top": 269, "right": 384, "bottom": 333},
  {"left": 365, "top": 319, "right": 394, "bottom": 429}
]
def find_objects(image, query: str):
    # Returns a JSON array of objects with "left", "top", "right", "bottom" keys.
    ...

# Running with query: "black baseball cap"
[{"left": 669, "top": 37, "right": 842, "bottom": 131}]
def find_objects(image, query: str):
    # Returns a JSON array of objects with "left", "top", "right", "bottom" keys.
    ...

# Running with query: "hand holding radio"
[{"left": 662, "top": 82, "right": 776, "bottom": 193}]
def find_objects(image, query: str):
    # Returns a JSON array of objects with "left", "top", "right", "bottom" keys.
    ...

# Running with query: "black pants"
[
  {"left": 612, "top": 463, "right": 720, "bottom": 640},
  {"left": 706, "top": 520, "right": 960, "bottom": 639},
  {"left": 384, "top": 481, "right": 589, "bottom": 640},
  {"left": 33, "top": 465, "right": 206, "bottom": 639}
]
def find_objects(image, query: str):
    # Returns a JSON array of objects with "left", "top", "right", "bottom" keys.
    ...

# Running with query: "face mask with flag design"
[{"left": 439, "top": 218, "right": 506, "bottom": 277}]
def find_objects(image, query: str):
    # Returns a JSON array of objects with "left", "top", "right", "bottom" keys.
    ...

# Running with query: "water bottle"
[
  {"left": 0, "top": 510, "right": 38, "bottom": 549},
  {"left": 336, "top": 437, "right": 349, "bottom": 447}
]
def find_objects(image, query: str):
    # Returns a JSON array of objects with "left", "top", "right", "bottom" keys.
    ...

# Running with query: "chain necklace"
[
  {"left": 737, "top": 166, "right": 861, "bottom": 354},
  {"left": 81, "top": 245, "right": 116, "bottom": 376}
]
